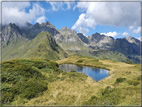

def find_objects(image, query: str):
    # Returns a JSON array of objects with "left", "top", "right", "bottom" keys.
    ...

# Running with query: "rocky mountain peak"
[
  {"left": 60, "top": 26, "right": 77, "bottom": 35},
  {"left": 77, "top": 33, "right": 89, "bottom": 44},
  {"left": 46, "top": 21, "right": 52, "bottom": 25},
  {"left": 34, "top": 22, "right": 40, "bottom": 27},
  {"left": 61, "top": 26, "right": 71, "bottom": 32},
  {"left": 1, "top": 23, "right": 23, "bottom": 46},
  {"left": 25, "top": 22, "right": 32, "bottom": 26},
  {"left": 8, "top": 23, "right": 18, "bottom": 29},
  {"left": 126, "top": 36, "right": 140, "bottom": 46}
]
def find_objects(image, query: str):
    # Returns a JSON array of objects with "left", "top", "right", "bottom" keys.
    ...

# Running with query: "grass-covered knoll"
[
  {"left": 1, "top": 59, "right": 62, "bottom": 105},
  {"left": 89, "top": 50, "right": 130, "bottom": 63}
]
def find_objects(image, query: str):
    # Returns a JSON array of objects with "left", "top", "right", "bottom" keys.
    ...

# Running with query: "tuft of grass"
[
  {"left": 84, "top": 86, "right": 123, "bottom": 105},
  {"left": 127, "top": 80, "right": 140, "bottom": 86},
  {"left": 114, "top": 78, "right": 126, "bottom": 84},
  {"left": 76, "top": 60, "right": 83, "bottom": 63}
]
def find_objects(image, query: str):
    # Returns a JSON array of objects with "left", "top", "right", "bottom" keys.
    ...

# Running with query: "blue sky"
[{"left": 2, "top": 1, "right": 141, "bottom": 39}]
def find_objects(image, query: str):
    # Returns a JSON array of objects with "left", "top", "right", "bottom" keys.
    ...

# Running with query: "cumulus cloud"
[
  {"left": 73, "top": 2, "right": 140, "bottom": 35},
  {"left": 129, "top": 26, "right": 134, "bottom": 30},
  {"left": 2, "top": 2, "right": 46, "bottom": 26},
  {"left": 122, "top": 32, "right": 129, "bottom": 36},
  {"left": 133, "top": 27, "right": 142, "bottom": 34},
  {"left": 101, "top": 32, "right": 118, "bottom": 37},
  {"left": 36, "top": 16, "right": 46, "bottom": 24},
  {"left": 72, "top": 13, "right": 96, "bottom": 34},
  {"left": 49, "top": 1, "right": 74, "bottom": 11}
]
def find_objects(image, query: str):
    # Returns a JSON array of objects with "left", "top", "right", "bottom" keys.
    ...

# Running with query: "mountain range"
[{"left": 1, "top": 21, "right": 141, "bottom": 63}]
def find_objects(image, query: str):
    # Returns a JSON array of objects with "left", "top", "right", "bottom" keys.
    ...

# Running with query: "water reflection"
[{"left": 59, "top": 64, "right": 109, "bottom": 81}]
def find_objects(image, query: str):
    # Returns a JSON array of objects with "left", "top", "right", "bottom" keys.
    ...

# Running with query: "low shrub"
[
  {"left": 115, "top": 78, "right": 126, "bottom": 84},
  {"left": 76, "top": 60, "right": 84, "bottom": 63},
  {"left": 71, "top": 70, "right": 76, "bottom": 72},
  {"left": 135, "top": 75, "right": 141, "bottom": 80},
  {"left": 127, "top": 80, "right": 139, "bottom": 86},
  {"left": 84, "top": 86, "right": 123, "bottom": 105}
]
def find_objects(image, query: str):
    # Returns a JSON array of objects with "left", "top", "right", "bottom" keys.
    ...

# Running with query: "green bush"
[
  {"left": 20, "top": 79, "right": 47, "bottom": 99},
  {"left": 102, "top": 86, "right": 113, "bottom": 96},
  {"left": 84, "top": 86, "right": 123, "bottom": 105},
  {"left": 1, "top": 59, "right": 52, "bottom": 104},
  {"left": 135, "top": 75, "right": 141, "bottom": 80},
  {"left": 115, "top": 78, "right": 126, "bottom": 84},
  {"left": 76, "top": 60, "right": 84, "bottom": 63},
  {"left": 127, "top": 80, "right": 139, "bottom": 86},
  {"left": 71, "top": 70, "right": 76, "bottom": 72}
]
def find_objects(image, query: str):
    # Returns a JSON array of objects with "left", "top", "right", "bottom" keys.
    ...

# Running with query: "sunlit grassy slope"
[
  {"left": 27, "top": 56, "right": 141, "bottom": 105},
  {"left": 1, "top": 56, "right": 141, "bottom": 105},
  {"left": 2, "top": 32, "right": 67, "bottom": 61}
]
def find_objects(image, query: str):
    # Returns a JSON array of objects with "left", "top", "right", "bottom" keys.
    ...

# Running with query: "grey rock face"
[
  {"left": 113, "top": 38, "right": 140, "bottom": 56},
  {"left": 20, "top": 21, "right": 60, "bottom": 39},
  {"left": 126, "top": 36, "right": 140, "bottom": 46},
  {"left": 1, "top": 23, "right": 23, "bottom": 46},
  {"left": 54, "top": 27, "right": 87, "bottom": 51},
  {"left": 77, "top": 33, "right": 89, "bottom": 44},
  {"left": 88, "top": 32, "right": 115, "bottom": 49}
]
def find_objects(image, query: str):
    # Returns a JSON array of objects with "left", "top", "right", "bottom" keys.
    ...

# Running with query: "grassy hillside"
[
  {"left": 1, "top": 56, "right": 141, "bottom": 105},
  {"left": 56, "top": 56, "right": 141, "bottom": 105},
  {"left": 1, "top": 59, "right": 63, "bottom": 105},
  {"left": 2, "top": 32, "right": 68, "bottom": 61},
  {"left": 1, "top": 36, "right": 29, "bottom": 61},
  {"left": 21, "top": 32, "right": 68, "bottom": 60},
  {"left": 89, "top": 50, "right": 130, "bottom": 63}
]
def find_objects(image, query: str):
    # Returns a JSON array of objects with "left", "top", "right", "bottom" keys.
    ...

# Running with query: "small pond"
[{"left": 59, "top": 64, "right": 109, "bottom": 81}]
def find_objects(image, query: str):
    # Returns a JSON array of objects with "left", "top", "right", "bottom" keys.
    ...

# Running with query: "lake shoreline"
[{"left": 59, "top": 63, "right": 109, "bottom": 81}]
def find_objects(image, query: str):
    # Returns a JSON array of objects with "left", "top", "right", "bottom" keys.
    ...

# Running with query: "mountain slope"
[
  {"left": 54, "top": 27, "right": 88, "bottom": 51},
  {"left": 1, "top": 23, "right": 29, "bottom": 61},
  {"left": 88, "top": 32, "right": 115, "bottom": 50},
  {"left": 77, "top": 33, "right": 89, "bottom": 44},
  {"left": 1, "top": 23, "right": 25, "bottom": 47},
  {"left": 78, "top": 32, "right": 141, "bottom": 63},
  {"left": 2, "top": 31, "right": 67, "bottom": 61},
  {"left": 1, "top": 22, "right": 141, "bottom": 63},
  {"left": 20, "top": 21, "right": 60, "bottom": 40},
  {"left": 22, "top": 32, "right": 68, "bottom": 60}
]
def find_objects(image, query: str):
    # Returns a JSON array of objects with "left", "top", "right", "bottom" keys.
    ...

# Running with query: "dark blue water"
[{"left": 59, "top": 64, "right": 109, "bottom": 81}]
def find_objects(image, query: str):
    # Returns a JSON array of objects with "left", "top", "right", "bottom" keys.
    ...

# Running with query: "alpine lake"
[{"left": 59, "top": 64, "right": 109, "bottom": 81}]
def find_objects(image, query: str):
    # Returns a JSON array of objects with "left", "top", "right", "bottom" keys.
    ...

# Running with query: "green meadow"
[{"left": 1, "top": 55, "right": 141, "bottom": 106}]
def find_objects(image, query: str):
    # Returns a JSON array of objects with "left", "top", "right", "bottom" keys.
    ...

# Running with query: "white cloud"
[
  {"left": 101, "top": 32, "right": 118, "bottom": 37},
  {"left": 122, "top": 32, "right": 129, "bottom": 36},
  {"left": 2, "top": 2, "right": 30, "bottom": 10},
  {"left": 73, "top": 2, "right": 140, "bottom": 35},
  {"left": 36, "top": 16, "right": 46, "bottom": 24},
  {"left": 2, "top": 2, "right": 46, "bottom": 26},
  {"left": 133, "top": 27, "right": 142, "bottom": 34},
  {"left": 49, "top": 2, "right": 64, "bottom": 11},
  {"left": 78, "top": 27, "right": 89, "bottom": 36},
  {"left": 72, "top": 13, "right": 96, "bottom": 34},
  {"left": 49, "top": 1, "right": 74, "bottom": 11},
  {"left": 129, "top": 26, "right": 134, "bottom": 30}
]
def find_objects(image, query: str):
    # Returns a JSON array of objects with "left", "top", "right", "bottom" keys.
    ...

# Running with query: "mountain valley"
[{"left": 1, "top": 21, "right": 141, "bottom": 63}]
